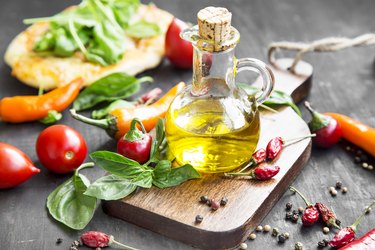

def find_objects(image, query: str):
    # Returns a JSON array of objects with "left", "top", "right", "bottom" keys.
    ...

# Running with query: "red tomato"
[
  {"left": 165, "top": 18, "right": 193, "bottom": 69},
  {"left": 36, "top": 125, "right": 87, "bottom": 174},
  {"left": 0, "top": 142, "right": 40, "bottom": 189}
]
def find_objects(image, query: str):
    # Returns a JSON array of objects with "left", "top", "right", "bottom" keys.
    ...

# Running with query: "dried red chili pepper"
[
  {"left": 315, "top": 202, "right": 341, "bottom": 229},
  {"left": 329, "top": 200, "right": 375, "bottom": 249},
  {"left": 266, "top": 134, "right": 316, "bottom": 161},
  {"left": 80, "top": 231, "right": 139, "bottom": 250},
  {"left": 289, "top": 186, "right": 320, "bottom": 226},
  {"left": 340, "top": 228, "right": 375, "bottom": 249},
  {"left": 225, "top": 165, "right": 280, "bottom": 180},
  {"left": 229, "top": 148, "right": 267, "bottom": 174}
]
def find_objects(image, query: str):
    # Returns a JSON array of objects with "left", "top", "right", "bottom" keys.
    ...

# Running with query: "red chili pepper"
[
  {"left": 225, "top": 165, "right": 280, "bottom": 180},
  {"left": 289, "top": 186, "right": 320, "bottom": 226},
  {"left": 340, "top": 228, "right": 375, "bottom": 249},
  {"left": 117, "top": 118, "right": 152, "bottom": 164},
  {"left": 137, "top": 87, "right": 163, "bottom": 105},
  {"left": 315, "top": 202, "right": 341, "bottom": 229},
  {"left": 304, "top": 102, "right": 342, "bottom": 148},
  {"left": 266, "top": 134, "right": 316, "bottom": 161},
  {"left": 329, "top": 200, "right": 375, "bottom": 249},
  {"left": 80, "top": 231, "right": 139, "bottom": 249},
  {"left": 251, "top": 148, "right": 267, "bottom": 165}
]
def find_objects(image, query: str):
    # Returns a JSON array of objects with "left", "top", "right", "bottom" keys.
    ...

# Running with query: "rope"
[{"left": 268, "top": 33, "right": 375, "bottom": 73}]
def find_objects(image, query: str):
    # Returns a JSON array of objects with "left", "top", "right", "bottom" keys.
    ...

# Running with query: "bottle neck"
[{"left": 192, "top": 46, "right": 236, "bottom": 96}]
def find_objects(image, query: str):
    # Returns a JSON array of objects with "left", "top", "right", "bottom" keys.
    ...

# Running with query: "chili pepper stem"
[
  {"left": 289, "top": 186, "right": 313, "bottom": 206},
  {"left": 109, "top": 235, "right": 140, "bottom": 250},
  {"left": 70, "top": 109, "right": 110, "bottom": 129},
  {"left": 236, "top": 161, "right": 255, "bottom": 173},
  {"left": 283, "top": 134, "right": 316, "bottom": 147},
  {"left": 260, "top": 104, "right": 278, "bottom": 113},
  {"left": 350, "top": 200, "right": 375, "bottom": 231},
  {"left": 224, "top": 172, "right": 253, "bottom": 177}
]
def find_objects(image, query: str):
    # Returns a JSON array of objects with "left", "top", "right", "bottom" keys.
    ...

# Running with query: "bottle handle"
[{"left": 236, "top": 58, "right": 275, "bottom": 104}]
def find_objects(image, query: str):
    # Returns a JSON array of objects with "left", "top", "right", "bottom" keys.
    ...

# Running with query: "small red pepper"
[
  {"left": 289, "top": 186, "right": 320, "bottom": 226},
  {"left": 251, "top": 148, "right": 267, "bottom": 165},
  {"left": 315, "top": 202, "right": 341, "bottom": 229},
  {"left": 137, "top": 87, "right": 163, "bottom": 105},
  {"left": 329, "top": 200, "right": 375, "bottom": 249},
  {"left": 117, "top": 118, "right": 152, "bottom": 164},
  {"left": 80, "top": 231, "right": 139, "bottom": 249},
  {"left": 340, "top": 228, "right": 375, "bottom": 249},
  {"left": 304, "top": 102, "right": 342, "bottom": 148},
  {"left": 225, "top": 165, "right": 280, "bottom": 180},
  {"left": 266, "top": 134, "right": 316, "bottom": 161}
]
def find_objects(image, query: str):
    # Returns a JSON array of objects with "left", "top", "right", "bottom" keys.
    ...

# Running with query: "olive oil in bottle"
[{"left": 165, "top": 7, "right": 274, "bottom": 173}]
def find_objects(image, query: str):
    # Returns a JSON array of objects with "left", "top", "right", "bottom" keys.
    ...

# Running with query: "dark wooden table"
[{"left": 1, "top": 0, "right": 374, "bottom": 249}]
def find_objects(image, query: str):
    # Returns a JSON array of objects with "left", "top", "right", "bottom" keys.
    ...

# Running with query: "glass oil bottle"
[{"left": 165, "top": 7, "right": 275, "bottom": 173}]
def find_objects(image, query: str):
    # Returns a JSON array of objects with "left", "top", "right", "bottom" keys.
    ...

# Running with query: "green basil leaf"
[
  {"left": 38, "top": 110, "right": 62, "bottom": 125},
  {"left": 153, "top": 160, "right": 171, "bottom": 178},
  {"left": 47, "top": 171, "right": 97, "bottom": 230},
  {"left": 84, "top": 175, "right": 137, "bottom": 200},
  {"left": 238, "top": 84, "right": 301, "bottom": 116},
  {"left": 149, "top": 119, "right": 165, "bottom": 161},
  {"left": 131, "top": 171, "right": 153, "bottom": 188},
  {"left": 152, "top": 164, "right": 200, "bottom": 189},
  {"left": 126, "top": 20, "right": 161, "bottom": 38},
  {"left": 73, "top": 73, "right": 152, "bottom": 111},
  {"left": 90, "top": 151, "right": 144, "bottom": 179},
  {"left": 91, "top": 99, "right": 134, "bottom": 119}
]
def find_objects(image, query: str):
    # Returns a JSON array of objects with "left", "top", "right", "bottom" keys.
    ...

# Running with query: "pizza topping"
[{"left": 24, "top": 0, "right": 161, "bottom": 66}]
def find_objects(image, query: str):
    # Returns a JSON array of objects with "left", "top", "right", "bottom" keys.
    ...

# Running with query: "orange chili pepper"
[
  {"left": 326, "top": 112, "right": 375, "bottom": 157},
  {"left": 0, "top": 78, "right": 83, "bottom": 123},
  {"left": 70, "top": 82, "right": 185, "bottom": 140}
]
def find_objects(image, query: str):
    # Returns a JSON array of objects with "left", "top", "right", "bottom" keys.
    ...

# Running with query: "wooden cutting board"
[{"left": 102, "top": 58, "right": 313, "bottom": 250}]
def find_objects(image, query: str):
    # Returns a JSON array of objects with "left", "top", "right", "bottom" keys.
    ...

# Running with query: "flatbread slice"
[{"left": 4, "top": 4, "right": 173, "bottom": 90}]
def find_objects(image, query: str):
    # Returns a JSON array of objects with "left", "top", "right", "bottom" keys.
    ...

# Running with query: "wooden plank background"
[{"left": 0, "top": 0, "right": 374, "bottom": 249}]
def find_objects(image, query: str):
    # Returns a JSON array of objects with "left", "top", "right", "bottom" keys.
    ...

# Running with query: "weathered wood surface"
[{"left": 0, "top": 0, "right": 374, "bottom": 249}]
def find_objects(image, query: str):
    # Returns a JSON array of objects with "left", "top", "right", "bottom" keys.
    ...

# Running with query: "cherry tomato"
[
  {"left": 117, "top": 119, "right": 152, "bottom": 164},
  {"left": 165, "top": 18, "right": 193, "bottom": 69},
  {"left": 36, "top": 125, "right": 87, "bottom": 174},
  {"left": 0, "top": 142, "right": 40, "bottom": 189}
]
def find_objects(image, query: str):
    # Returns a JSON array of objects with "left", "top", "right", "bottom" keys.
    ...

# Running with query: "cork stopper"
[{"left": 197, "top": 7, "right": 232, "bottom": 51}]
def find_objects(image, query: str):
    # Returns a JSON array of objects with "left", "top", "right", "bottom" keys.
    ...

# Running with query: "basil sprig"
[
  {"left": 238, "top": 84, "right": 302, "bottom": 116},
  {"left": 85, "top": 119, "right": 200, "bottom": 200},
  {"left": 47, "top": 163, "right": 97, "bottom": 230},
  {"left": 73, "top": 73, "right": 152, "bottom": 111},
  {"left": 24, "top": 0, "right": 161, "bottom": 66}
]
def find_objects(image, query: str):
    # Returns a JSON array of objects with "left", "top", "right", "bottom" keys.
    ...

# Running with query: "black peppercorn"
[
  {"left": 56, "top": 238, "right": 63, "bottom": 244},
  {"left": 336, "top": 219, "right": 341, "bottom": 226},
  {"left": 278, "top": 234, "right": 286, "bottom": 243},
  {"left": 335, "top": 181, "right": 342, "bottom": 189},
  {"left": 354, "top": 156, "right": 361, "bottom": 163},
  {"left": 286, "top": 202, "right": 293, "bottom": 210},
  {"left": 220, "top": 197, "right": 228, "bottom": 206},
  {"left": 323, "top": 239, "right": 329, "bottom": 245},
  {"left": 195, "top": 215, "right": 203, "bottom": 223},
  {"left": 318, "top": 241, "right": 326, "bottom": 248},
  {"left": 292, "top": 214, "right": 299, "bottom": 223},
  {"left": 200, "top": 195, "right": 209, "bottom": 203},
  {"left": 292, "top": 210, "right": 299, "bottom": 215},
  {"left": 285, "top": 212, "right": 293, "bottom": 220}
]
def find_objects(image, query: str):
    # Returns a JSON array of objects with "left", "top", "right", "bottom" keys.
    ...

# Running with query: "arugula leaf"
[
  {"left": 91, "top": 99, "right": 134, "bottom": 119},
  {"left": 73, "top": 73, "right": 152, "bottom": 111},
  {"left": 47, "top": 163, "right": 97, "bottom": 230},
  {"left": 38, "top": 110, "right": 62, "bottom": 125},
  {"left": 126, "top": 20, "right": 161, "bottom": 38},
  {"left": 84, "top": 175, "right": 137, "bottom": 200},
  {"left": 90, "top": 151, "right": 145, "bottom": 179},
  {"left": 238, "top": 84, "right": 301, "bottom": 116}
]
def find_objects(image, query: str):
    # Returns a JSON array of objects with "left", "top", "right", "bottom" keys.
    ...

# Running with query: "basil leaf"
[
  {"left": 153, "top": 160, "right": 171, "bottom": 178},
  {"left": 126, "top": 20, "right": 161, "bottom": 38},
  {"left": 84, "top": 175, "right": 137, "bottom": 200},
  {"left": 131, "top": 171, "right": 153, "bottom": 188},
  {"left": 73, "top": 73, "right": 152, "bottom": 111},
  {"left": 90, "top": 151, "right": 144, "bottom": 179},
  {"left": 149, "top": 119, "right": 165, "bottom": 161},
  {"left": 238, "top": 84, "right": 301, "bottom": 116},
  {"left": 38, "top": 110, "right": 62, "bottom": 125},
  {"left": 91, "top": 99, "right": 134, "bottom": 119},
  {"left": 47, "top": 168, "right": 97, "bottom": 230},
  {"left": 152, "top": 164, "right": 200, "bottom": 188}
]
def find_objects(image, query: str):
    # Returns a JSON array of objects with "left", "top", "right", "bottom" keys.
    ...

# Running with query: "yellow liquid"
[{"left": 166, "top": 98, "right": 260, "bottom": 173}]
